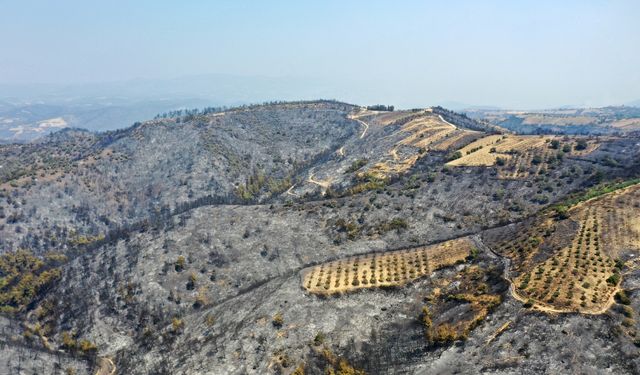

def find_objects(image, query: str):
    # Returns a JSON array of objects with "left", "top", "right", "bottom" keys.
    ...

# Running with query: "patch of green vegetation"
[
  {"left": 172, "top": 317, "right": 184, "bottom": 333},
  {"left": 446, "top": 151, "right": 463, "bottom": 161},
  {"left": 175, "top": 256, "right": 186, "bottom": 272},
  {"left": 615, "top": 290, "right": 631, "bottom": 305},
  {"left": 0, "top": 250, "right": 64, "bottom": 314},
  {"left": 466, "top": 247, "right": 479, "bottom": 261},
  {"left": 235, "top": 171, "right": 293, "bottom": 201},
  {"left": 606, "top": 272, "right": 621, "bottom": 286},
  {"left": 347, "top": 172, "right": 387, "bottom": 195},
  {"left": 272, "top": 312, "right": 284, "bottom": 328},
  {"left": 335, "top": 219, "right": 361, "bottom": 240},
  {"left": 376, "top": 218, "right": 408, "bottom": 234},
  {"left": 575, "top": 139, "right": 588, "bottom": 151},
  {"left": 345, "top": 159, "right": 368, "bottom": 173},
  {"left": 552, "top": 178, "right": 640, "bottom": 214}
]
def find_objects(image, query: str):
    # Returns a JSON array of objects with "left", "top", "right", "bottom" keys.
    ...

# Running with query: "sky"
[{"left": 1, "top": 0, "right": 639, "bottom": 109}]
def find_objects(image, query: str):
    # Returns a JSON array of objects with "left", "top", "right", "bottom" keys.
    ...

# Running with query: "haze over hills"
[
  {"left": 0, "top": 74, "right": 338, "bottom": 142},
  {"left": 1, "top": 100, "right": 640, "bottom": 374},
  {"left": 3, "top": 74, "right": 639, "bottom": 143}
]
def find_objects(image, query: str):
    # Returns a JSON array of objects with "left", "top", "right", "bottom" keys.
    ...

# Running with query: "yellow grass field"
[
  {"left": 366, "top": 113, "right": 477, "bottom": 179},
  {"left": 447, "top": 135, "right": 551, "bottom": 167},
  {"left": 301, "top": 237, "right": 474, "bottom": 295}
]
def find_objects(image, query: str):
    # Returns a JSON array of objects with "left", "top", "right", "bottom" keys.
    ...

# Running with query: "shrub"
[
  {"left": 194, "top": 287, "right": 208, "bottom": 308},
  {"left": 292, "top": 364, "right": 305, "bottom": 375},
  {"left": 78, "top": 339, "right": 97, "bottom": 353},
  {"left": 61, "top": 331, "right": 76, "bottom": 350},
  {"left": 433, "top": 323, "right": 457, "bottom": 344},
  {"left": 272, "top": 312, "right": 284, "bottom": 328},
  {"left": 466, "top": 247, "right": 479, "bottom": 262},
  {"left": 575, "top": 139, "right": 588, "bottom": 151},
  {"left": 186, "top": 273, "right": 197, "bottom": 290},
  {"left": 615, "top": 290, "right": 631, "bottom": 305},
  {"left": 313, "top": 332, "right": 326, "bottom": 346},
  {"left": 172, "top": 317, "right": 184, "bottom": 332},
  {"left": 377, "top": 218, "right": 409, "bottom": 234},
  {"left": 607, "top": 273, "right": 621, "bottom": 286},
  {"left": 205, "top": 313, "right": 216, "bottom": 327},
  {"left": 175, "top": 256, "right": 186, "bottom": 272},
  {"left": 555, "top": 205, "right": 570, "bottom": 220},
  {"left": 446, "top": 151, "right": 463, "bottom": 161},
  {"left": 532, "top": 155, "right": 543, "bottom": 165},
  {"left": 345, "top": 159, "right": 368, "bottom": 173}
]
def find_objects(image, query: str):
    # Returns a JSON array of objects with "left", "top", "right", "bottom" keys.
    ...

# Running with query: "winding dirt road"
[
  {"left": 347, "top": 110, "right": 370, "bottom": 139},
  {"left": 307, "top": 173, "right": 331, "bottom": 189},
  {"left": 438, "top": 114, "right": 457, "bottom": 130},
  {"left": 476, "top": 235, "right": 617, "bottom": 315},
  {"left": 285, "top": 184, "right": 299, "bottom": 197}
]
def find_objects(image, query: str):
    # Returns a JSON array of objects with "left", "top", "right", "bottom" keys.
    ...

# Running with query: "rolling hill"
[{"left": 1, "top": 101, "right": 640, "bottom": 374}]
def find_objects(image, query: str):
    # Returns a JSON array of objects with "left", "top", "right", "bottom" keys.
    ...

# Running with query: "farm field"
[
  {"left": 366, "top": 112, "right": 479, "bottom": 179},
  {"left": 447, "top": 134, "right": 551, "bottom": 167},
  {"left": 301, "top": 237, "right": 474, "bottom": 295},
  {"left": 493, "top": 182, "right": 640, "bottom": 313},
  {"left": 446, "top": 134, "right": 600, "bottom": 179}
]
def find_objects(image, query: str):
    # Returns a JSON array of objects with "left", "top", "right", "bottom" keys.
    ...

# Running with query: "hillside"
[
  {"left": 467, "top": 106, "right": 640, "bottom": 135},
  {"left": 1, "top": 101, "right": 640, "bottom": 374}
]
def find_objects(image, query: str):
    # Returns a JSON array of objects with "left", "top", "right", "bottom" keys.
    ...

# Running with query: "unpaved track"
[
  {"left": 354, "top": 118, "right": 369, "bottom": 138},
  {"left": 475, "top": 235, "right": 616, "bottom": 315},
  {"left": 438, "top": 114, "right": 457, "bottom": 129},
  {"left": 347, "top": 110, "right": 370, "bottom": 139},
  {"left": 285, "top": 184, "right": 298, "bottom": 197},
  {"left": 307, "top": 173, "right": 331, "bottom": 189}
]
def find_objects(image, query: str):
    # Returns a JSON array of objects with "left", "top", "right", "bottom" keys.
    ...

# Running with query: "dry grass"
[
  {"left": 446, "top": 135, "right": 599, "bottom": 180},
  {"left": 611, "top": 118, "right": 640, "bottom": 130},
  {"left": 447, "top": 135, "right": 555, "bottom": 168},
  {"left": 397, "top": 116, "right": 457, "bottom": 148},
  {"left": 431, "top": 130, "right": 482, "bottom": 151},
  {"left": 301, "top": 237, "right": 474, "bottom": 295},
  {"left": 588, "top": 184, "right": 640, "bottom": 257},
  {"left": 367, "top": 154, "right": 421, "bottom": 179},
  {"left": 374, "top": 111, "right": 420, "bottom": 126},
  {"left": 521, "top": 114, "right": 597, "bottom": 126}
]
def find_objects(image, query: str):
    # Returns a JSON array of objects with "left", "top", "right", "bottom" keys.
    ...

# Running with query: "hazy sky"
[{"left": 1, "top": 0, "right": 639, "bottom": 108}]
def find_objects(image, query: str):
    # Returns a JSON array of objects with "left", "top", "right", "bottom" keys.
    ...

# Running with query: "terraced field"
[
  {"left": 446, "top": 134, "right": 601, "bottom": 179},
  {"left": 367, "top": 112, "right": 480, "bottom": 179},
  {"left": 447, "top": 135, "right": 551, "bottom": 167},
  {"left": 301, "top": 237, "right": 474, "bottom": 295}
]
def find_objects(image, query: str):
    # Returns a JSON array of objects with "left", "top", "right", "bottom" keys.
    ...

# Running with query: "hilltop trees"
[{"left": 366, "top": 104, "right": 394, "bottom": 111}]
